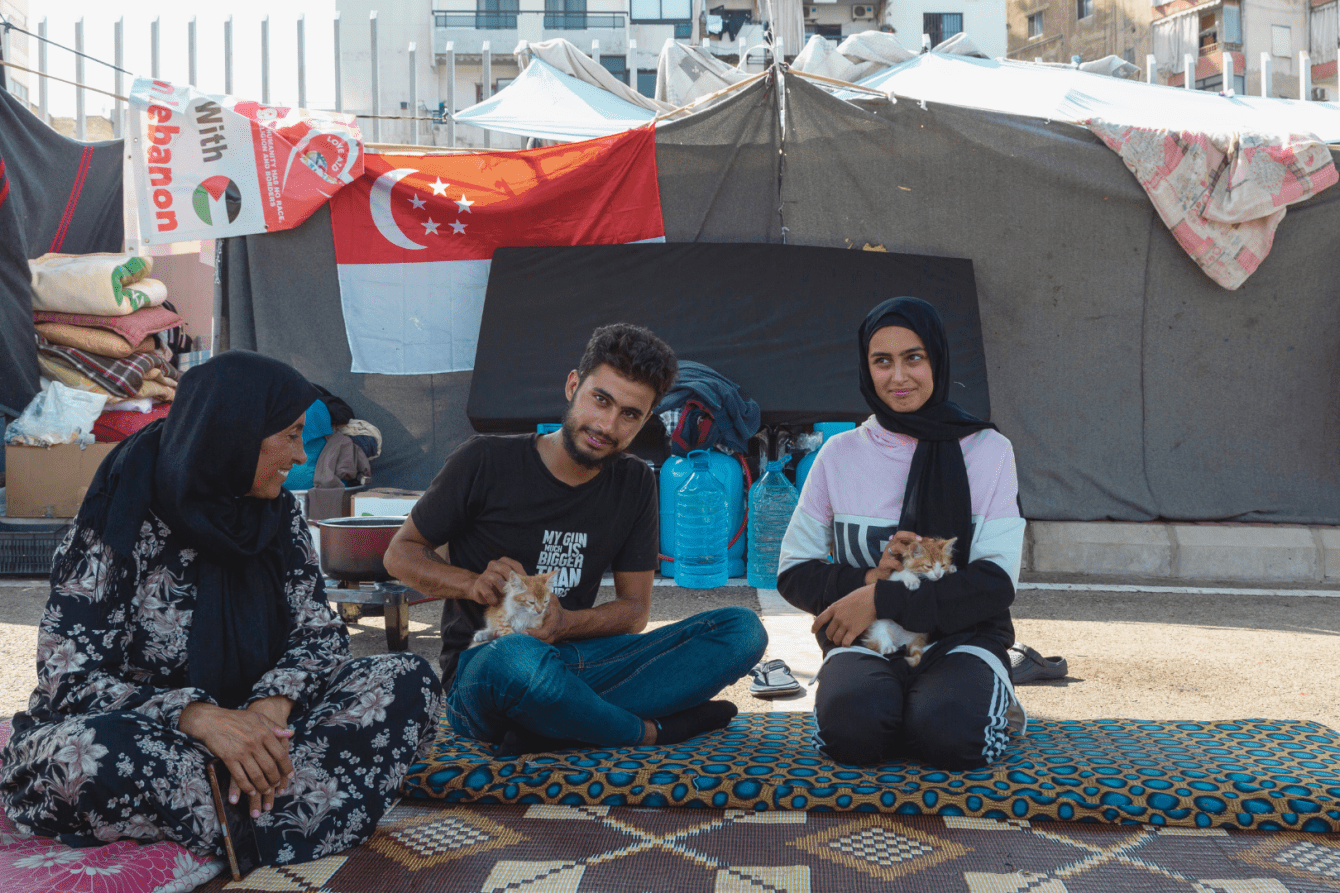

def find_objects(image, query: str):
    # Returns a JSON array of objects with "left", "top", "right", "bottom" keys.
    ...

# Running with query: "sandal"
[
  {"left": 1009, "top": 643, "right": 1068, "bottom": 684},
  {"left": 749, "top": 659, "right": 803, "bottom": 699}
]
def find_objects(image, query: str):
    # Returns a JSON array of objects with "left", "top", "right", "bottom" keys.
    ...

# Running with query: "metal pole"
[
  {"left": 1146, "top": 53, "right": 1156, "bottom": 85},
  {"left": 151, "top": 17, "right": 160, "bottom": 79},
  {"left": 1184, "top": 53, "right": 1194, "bottom": 89},
  {"left": 370, "top": 11, "right": 380, "bottom": 142},
  {"left": 261, "top": 16, "right": 270, "bottom": 103},
  {"left": 1300, "top": 51, "right": 1311, "bottom": 100},
  {"left": 333, "top": 12, "right": 343, "bottom": 112},
  {"left": 114, "top": 19, "right": 124, "bottom": 137},
  {"left": 1222, "top": 51, "right": 1234, "bottom": 95},
  {"left": 482, "top": 40, "right": 491, "bottom": 148},
  {"left": 189, "top": 16, "right": 197, "bottom": 87},
  {"left": 444, "top": 42, "right": 455, "bottom": 146},
  {"left": 627, "top": 38, "right": 635, "bottom": 87},
  {"left": 592, "top": 39, "right": 600, "bottom": 61},
  {"left": 1260, "top": 51, "right": 1271, "bottom": 97},
  {"left": 297, "top": 14, "right": 306, "bottom": 109},
  {"left": 38, "top": 18, "right": 48, "bottom": 124},
  {"left": 409, "top": 42, "right": 418, "bottom": 145},
  {"left": 75, "top": 19, "right": 85, "bottom": 140},
  {"left": 224, "top": 16, "right": 233, "bottom": 94}
]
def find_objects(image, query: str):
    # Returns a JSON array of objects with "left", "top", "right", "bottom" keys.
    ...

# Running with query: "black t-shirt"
[{"left": 411, "top": 433, "right": 659, "bottom": 680}]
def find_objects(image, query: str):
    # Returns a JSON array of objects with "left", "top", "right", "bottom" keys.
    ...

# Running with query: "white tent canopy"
[
  {"left": 851, "top": 53, "right": 1340, "bottom": 140},
  {"left": 452, "top": 57, "right": 656, "bottom": 142}
]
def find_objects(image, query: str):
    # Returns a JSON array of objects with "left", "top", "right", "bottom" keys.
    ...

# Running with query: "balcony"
[{"left": 433, "top": 10, "right": 629, "bottom": 56}]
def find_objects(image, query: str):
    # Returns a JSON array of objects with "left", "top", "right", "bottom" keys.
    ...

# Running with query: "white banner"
[{"left": 129, "top": 78, "right": 363, "bottom": 245}]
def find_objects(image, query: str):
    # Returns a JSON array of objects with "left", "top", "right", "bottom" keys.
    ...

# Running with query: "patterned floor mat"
[
  {"left": 199, "top": 800, "right": 1340, "bottom": 892},
  {"left": 403, "top": 713, "right": 1340, "bottom": 833}
]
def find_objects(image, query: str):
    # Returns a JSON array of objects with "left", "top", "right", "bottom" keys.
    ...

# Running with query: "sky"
[{"left": 16, "top": 0, "right": 341, "bottom": 119}]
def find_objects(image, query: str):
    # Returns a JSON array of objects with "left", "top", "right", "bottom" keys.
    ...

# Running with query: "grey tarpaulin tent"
[
  {"left": 0, "top": 89, "right": 124, "bottom": 423},
  {"left": 218, "top": 74, "right": 1340, "bottom": 524}
]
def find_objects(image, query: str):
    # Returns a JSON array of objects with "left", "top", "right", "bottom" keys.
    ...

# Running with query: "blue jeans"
[{"left": 446, "top": 606, "right": 767, "bottom": 746}]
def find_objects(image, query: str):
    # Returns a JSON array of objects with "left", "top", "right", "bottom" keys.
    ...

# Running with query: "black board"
[{"left": 468, "top": 243, "right": 989, "bottom": 432}]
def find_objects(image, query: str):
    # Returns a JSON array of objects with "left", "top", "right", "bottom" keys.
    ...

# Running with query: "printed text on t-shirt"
[{"left": 537, "top": 530, "right": 587, "bottom": 595}]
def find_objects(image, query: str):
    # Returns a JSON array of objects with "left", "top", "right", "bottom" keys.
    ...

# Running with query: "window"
[
  {"left": 1196, "top": 73, "right": 1245, "bottom": 93},
  {"left": 631, "top": 0, "right": 691, "bottom": 22},
  {"left": 1198, "top": 12, "right": 1217, "bottom": 48},
  {"left": 1076, "top": 0, "right": 1093, "bottom": 19},
  {"left": 545, "top": 0, "right": 587, "bottom": 30},
  {"left": 7, "top": 79, "right": 28, "bottom": 105},
  {"left": 474, "top": 0, "right": 519, "bottom": 30},
  {"left": 637, "top": 69, "right": 657, "bottom": 98},
  {"left": 922, "top": 12, "right": 963, "bottom": 48},
  {"left": 1222, "top": 4, "right": 1241, "bottom": 44},
  {"left": 1027, "top": 12, "right": 1043, "bottom": 38},
  {"left": 1271, "top": 24, "right": 1291, "bottom": 57},
  {"left": 599, "top": 55, "right": 628, "bottom": 84},
  {"left": 674, "top": 22, "right": 692, "bottom": 37}
]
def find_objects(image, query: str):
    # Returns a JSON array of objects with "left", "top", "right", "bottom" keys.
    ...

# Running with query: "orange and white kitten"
[
  {"left": 471, "top": 570, "right": 557, "bottom": 645},
  {"left": 860, "top": 537, "right": 957, "bottom": 666}
]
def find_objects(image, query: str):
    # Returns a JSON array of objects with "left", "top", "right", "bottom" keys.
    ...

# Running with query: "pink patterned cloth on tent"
[
  {"left": 0, "top": 721, "right": 222, "bottom": 893},
  {"left": 1087, "top": 119, "right": 1338, "bottom": 290}
]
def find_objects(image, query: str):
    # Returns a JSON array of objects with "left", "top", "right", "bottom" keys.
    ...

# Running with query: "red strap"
[
  {"left": 49, "top": 146, "right": 94, "bottom": 253},
  {"left": 0, "top": 159, "right": 9, "bottom": 208}
]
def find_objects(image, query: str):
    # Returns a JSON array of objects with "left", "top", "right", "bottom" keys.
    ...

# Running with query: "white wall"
[{"left": 885, "top": 0, "right": 1006, "bottom": 58}]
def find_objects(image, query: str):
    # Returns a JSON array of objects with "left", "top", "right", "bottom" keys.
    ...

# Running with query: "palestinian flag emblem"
[{"left": 192, "top": 176, "right": 243, "bottom": 225}]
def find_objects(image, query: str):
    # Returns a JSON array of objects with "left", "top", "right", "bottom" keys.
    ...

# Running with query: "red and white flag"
[{"left": 329, "top": 127, "right": 664, "bottom": 375}]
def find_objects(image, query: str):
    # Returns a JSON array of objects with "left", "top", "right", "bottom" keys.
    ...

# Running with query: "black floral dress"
[{"left": 0, "top": 500, "right": 442, "bottom": 864}]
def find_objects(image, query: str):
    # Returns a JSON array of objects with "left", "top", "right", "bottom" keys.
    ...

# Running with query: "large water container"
[
  {"left": 659, "top": 451, "right": 745, "bottom": 577},
  {"left": 747, "top": 457, "right": 800, "bottom": 589},
  {"left": 673, "top": 451, "right": 730, "bottom": 589},
  {"left": 795, "top": 421, "right": 856, "bottom": 495}
]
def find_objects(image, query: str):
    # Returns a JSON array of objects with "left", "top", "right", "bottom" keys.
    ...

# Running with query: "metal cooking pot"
[{"left": 316, "top": 516, "right": 405, "bottom": 582}]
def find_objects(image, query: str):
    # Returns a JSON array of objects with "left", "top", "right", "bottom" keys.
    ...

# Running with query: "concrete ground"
[{"left": 2, "top": 576, "right": 1337, "bottom": 731}]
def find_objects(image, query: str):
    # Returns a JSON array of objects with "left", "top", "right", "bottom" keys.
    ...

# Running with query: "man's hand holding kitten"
[{"left": 864, "top": 531, "right": 922, "bottom": 585}]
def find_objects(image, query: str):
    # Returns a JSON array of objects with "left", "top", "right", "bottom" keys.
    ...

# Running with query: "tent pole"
[
  {"left": 482, "top": 41, "right": 491, "bottom": 149},
  {"left": 1259, "top": 52, "right": 1270, "bottom": 98},
  {"left": 409, "top": 41, "right": 418, "bottom": 145},
  {"left": 1146, "top": 53, "right": 1155, "bottom": 85},
  {"left": 297, "top": 14, "right": 306, "bottom": 109},
  {"left": 75, "top": 19, "right": 85, "bottom": 141},
  {"left": 445, "top": 42, "right": 455, "bottom": 147},
  {"left": 334, "top": 12, "right": 343, "bottom": 111}
]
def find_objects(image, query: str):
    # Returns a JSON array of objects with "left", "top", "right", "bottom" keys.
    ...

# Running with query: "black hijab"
[
  {"left": 72, "top": 351, "right": 318, "bottom": 708},
  {"left": 858, "top": 297, "right": 995, "bottom": 551}
]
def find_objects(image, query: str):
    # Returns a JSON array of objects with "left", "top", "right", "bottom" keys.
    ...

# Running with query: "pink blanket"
[
  {"left": 0, "top": 722, "right": 222, "bottom": 893},
  {"left": 1087, "top": 120, "right": 1338, "bottom": 290}
]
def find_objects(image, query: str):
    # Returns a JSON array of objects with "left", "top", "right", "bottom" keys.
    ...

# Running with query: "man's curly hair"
[{"left": 576, "top": 324, "right": 678, "bottom": 405}]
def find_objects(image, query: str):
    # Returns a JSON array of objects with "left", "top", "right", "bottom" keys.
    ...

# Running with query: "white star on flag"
[
  {"left": 430, "top": 178, "right": 449, "bottom": 196},
  {"left": 450, "top": 220, "right": 467, "bottom": 234},
  {"left": 409, "top": 194, "right": 426, "bottom": 209},
  {"left": 455, "top": 195, "right": 474, "bottom": 213},
  {"left": 422, "top": 218, "right": 440, "bottom": 235}
]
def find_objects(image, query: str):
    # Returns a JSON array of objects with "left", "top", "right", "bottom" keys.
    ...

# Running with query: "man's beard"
[{"left": 559, "top": 404, "right": 618, "bottom": 471}]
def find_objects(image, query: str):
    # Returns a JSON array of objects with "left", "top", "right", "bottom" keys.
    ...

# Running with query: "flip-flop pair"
[
  {"left": 749, "top": 659, "right": 803, "bottom": 699},
  {"left": 1009, "top": 643, "right": 1068, "bottom": 684}
]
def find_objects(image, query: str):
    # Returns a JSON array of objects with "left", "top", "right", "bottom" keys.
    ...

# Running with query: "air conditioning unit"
[
  {"left": 805, "top": 5, "right": 819, "bottom": 17},
  {"left": 1312, "top": 86, "right": 1329, "bottom": 101},
  {"left": 852, "top": 4, "right": 875, "bottom": 18}
]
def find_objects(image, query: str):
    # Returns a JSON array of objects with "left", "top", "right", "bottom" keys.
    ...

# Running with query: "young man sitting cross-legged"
[{"left": 385, "top": 323, "right": 767, "bottom": 754}]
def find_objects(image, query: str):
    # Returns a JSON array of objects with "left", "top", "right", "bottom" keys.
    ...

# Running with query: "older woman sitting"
[{"left": 0, "top": 351, "right": 441, "bottom": 868}]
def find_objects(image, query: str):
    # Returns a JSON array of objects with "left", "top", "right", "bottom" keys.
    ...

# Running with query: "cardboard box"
[
  {"left": 5, "top": 443, "right": 116, "bottom": 518},
  {"left": 350, "top": 487, "right": 423, "bottom": 518}
]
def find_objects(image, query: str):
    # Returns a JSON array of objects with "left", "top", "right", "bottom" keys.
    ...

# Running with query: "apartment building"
[{"left": 1005, "top": 0, "right": 1153, "bottom": 65}]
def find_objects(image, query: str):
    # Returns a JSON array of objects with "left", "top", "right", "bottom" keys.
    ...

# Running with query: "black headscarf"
[
  {"left": 69, "top": 351, "right": 318, "bottom": 708},
  {"left": 858, "top": 297, "right": 995, "bottom": 551}
]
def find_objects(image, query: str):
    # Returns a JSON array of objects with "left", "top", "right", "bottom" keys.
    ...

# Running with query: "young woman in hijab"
[
  {"left": 0, "top": 351, "right": 442, "bottom": 867},
  {"left": 777, "top": 297, "right": 1026, "bottom": 769}
]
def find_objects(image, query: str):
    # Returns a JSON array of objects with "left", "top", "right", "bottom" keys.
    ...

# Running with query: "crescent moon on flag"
[{"left": 370, "top": 168, "right": 426, "bottom": 250}]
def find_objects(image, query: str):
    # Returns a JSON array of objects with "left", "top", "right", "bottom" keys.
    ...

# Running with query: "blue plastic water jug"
[
  {"left": 795, "top": 421, "right": 856, "bottom": 494},
  {"left": 747, "top": 456, "right": 800, "bottom": 589},
  {"left": 673, "top": 450, "right": 730, "bottom": 589},
  {"left": 659, "top": 451, "right": 745, "bottom": 577}
]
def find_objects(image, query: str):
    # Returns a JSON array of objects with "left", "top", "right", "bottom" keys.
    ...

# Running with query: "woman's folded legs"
[
  {"left": 0, "top": 652, "right": 440, "bottom": 865},
  {"left": 814, "top": 640, "right": 1015, "bottom": 769}
]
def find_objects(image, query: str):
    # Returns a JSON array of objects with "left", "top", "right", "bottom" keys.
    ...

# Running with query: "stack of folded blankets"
[{"left": 30, "top": 252, "right": 188, "bottom": 442}]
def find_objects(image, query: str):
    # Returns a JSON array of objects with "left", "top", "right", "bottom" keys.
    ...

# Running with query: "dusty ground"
[{"left": 1, "top": 579, "right": 1337, "bottom": 731}]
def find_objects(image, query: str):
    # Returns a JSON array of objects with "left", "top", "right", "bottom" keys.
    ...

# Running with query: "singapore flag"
[{"left": 328, "top": 127, "right": 664, "bottom": 375}]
